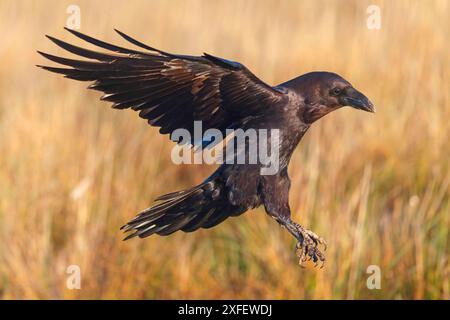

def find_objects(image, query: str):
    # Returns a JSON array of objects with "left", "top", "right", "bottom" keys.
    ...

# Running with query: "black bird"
[{"left": 38, "top": 28, "right": 374, "bottom": 266}]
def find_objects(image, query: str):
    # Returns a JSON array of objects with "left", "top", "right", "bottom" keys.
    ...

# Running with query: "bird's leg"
[{"left": 278, "top": 218, "right": 327, "bottom": 268}]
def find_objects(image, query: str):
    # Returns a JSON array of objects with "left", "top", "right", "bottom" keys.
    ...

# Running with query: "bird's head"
[{"left": 286, "top": 72, "right": 375, "bottom": 123}]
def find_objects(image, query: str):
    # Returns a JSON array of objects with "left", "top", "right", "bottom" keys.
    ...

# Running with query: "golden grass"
[{"left": 0, "top": 0, "right": 448, "bottom": 299}]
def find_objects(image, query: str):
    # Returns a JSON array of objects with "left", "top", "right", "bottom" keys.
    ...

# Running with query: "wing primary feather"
[
  {"left": 45, "top": 35, "right": 121, "bottom": 61},
  {"left": 113, "top": 29, "right": 175, "bottom": 57},
  {"left": 37, "top": 51, "right": 111, "bottom": 70},
  {"left": 64, "top": 27, "right": 147, "bottom": 56},
  {"left": 36, "top": 65, "right": 98, "bottom": 81}
]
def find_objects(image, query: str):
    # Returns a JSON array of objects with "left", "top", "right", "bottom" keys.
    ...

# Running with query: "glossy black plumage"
[
  {"left": 38, "top": 28, "right": 284, "bottom": 145},
  {"left": 39, "top": 29, "right": 374, "bottom": 266}
]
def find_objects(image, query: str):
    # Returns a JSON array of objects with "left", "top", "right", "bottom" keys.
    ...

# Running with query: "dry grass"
[{"left": 0, "top": 0, "right": 448, "bottom": 299}]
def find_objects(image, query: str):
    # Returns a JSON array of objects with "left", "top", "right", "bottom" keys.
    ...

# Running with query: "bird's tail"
[{"left": 121, "top": 177, "right": 244, "bottom": 240}]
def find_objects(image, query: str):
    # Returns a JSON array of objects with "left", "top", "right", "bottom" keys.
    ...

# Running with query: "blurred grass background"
[{"left": 0, "top": 0, "right": 448, "bottom": 299}]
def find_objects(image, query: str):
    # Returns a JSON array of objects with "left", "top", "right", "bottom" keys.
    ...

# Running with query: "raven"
[{"left": 38, "top": 28, "right": 374, "bottom": 266}]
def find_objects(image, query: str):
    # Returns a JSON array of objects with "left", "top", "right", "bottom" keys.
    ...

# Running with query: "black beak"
[{"left": 341, "top": 88, "right": 375, "bottom": 113}]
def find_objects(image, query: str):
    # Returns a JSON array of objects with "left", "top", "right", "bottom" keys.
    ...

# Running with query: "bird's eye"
[{"left": 331, "top": 88, "right": 342, "bottom": 96}]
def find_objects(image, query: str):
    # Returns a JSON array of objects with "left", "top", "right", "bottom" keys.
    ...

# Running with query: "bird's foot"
[{"left": 294, "top": 224, "right": 327, "bottom": 268}]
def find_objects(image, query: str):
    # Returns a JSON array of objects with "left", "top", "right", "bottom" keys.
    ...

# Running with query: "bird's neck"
[{"left": 301, "top": 102, "right": 339, "bottom": 124}]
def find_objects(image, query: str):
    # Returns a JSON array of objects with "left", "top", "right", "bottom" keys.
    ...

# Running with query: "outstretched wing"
[{"left": 38, "top": 28, "right": 285, "bottom": 145}]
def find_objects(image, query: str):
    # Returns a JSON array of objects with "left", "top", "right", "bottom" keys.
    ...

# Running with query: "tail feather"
[
  {"left": 154, "top": 189, "right": 191, "bottom": 201},
  {"left": 121, "top": 178, "right": 244, "bottom": 240},
  {"left": 180, "top": 208, "right": 217, "bottom": 232}
]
